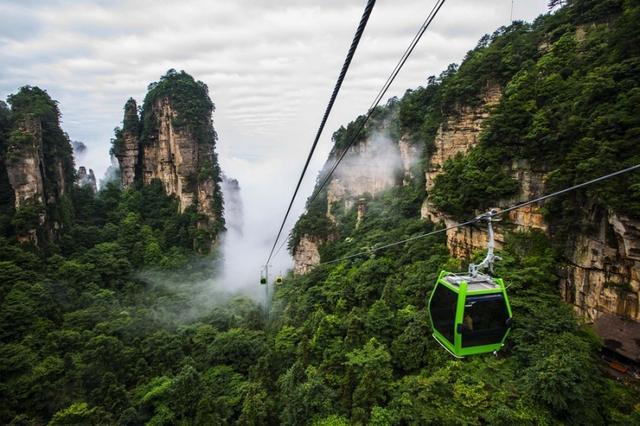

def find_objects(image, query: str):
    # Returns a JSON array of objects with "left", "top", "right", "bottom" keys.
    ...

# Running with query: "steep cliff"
[
  {"left": 112, "top": 98, "right": 140, "bottom": 188},
  {"left": 76, "top": 166, "right": 97, "bottom": 193},
  {"left": 326, "top": 132, "right": 405, "bottom": 220},
  {"left": 0, "top": 86, "right": 74, "bottom": 244},
  {"left": 293, "top": 235, "right": 322, "bottom": 275},
  {"left": 4, "top": 115, "right": 45, "bottom": 209},
  {"left": 292, "top": 103, "right": 421, "bottom": 272},
  {"left": 561, "top": 207, "right": 640, "bottom": 321},
  {"left": 422, "top": 6, "right": 640, "bottom": 332},
  {"left": 424, "top": 82, "right": 502, "bottom": 192},
  {"left": 420, "top": 84, "right": 640, "bottom": 325},
  {"left": 112, "top": 70, "right": 225, "bottom": 246},
  {"left": 0, "top": 103, "right": 14, "bottom": 236},
  {"left": 420, "top": 88, "right": 548, "bottom": 259}
]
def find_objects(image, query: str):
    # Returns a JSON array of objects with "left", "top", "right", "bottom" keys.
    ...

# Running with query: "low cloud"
[
  {"left": 71, "top": 140, "right": 87, "bottom": 157},
  {"left": 332, "top": 131, "right": 405, "bottom": 198}
]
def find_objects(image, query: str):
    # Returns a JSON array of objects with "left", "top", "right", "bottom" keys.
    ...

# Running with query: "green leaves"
[
  {"left": 49, "top": 402, "right": 110, "bottom": 426},
  {"left": 521, "top": 332, "right": 602, "bottom": 422},
  {"left": 208, "top": 328, "right": 267, "bottom": 374},
  {"left": 277, "top": 362, "right": 337, "bottom": 425},
  {"left": 430, "top": 151, "right": 520, "bottom": 219},
  {"left": 7, "top": 86, "right": 60, "bottom": 124},
  {"left": 141, "top": 69, "right": 216, "bottom": 146},
  {"left": 345, "top": 338, "right": 393, "bottom": 423}
]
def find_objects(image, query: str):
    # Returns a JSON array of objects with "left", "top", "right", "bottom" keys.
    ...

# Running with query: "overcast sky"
[{"left": 0, "top": 0, "right": 550, "bottom": 276}]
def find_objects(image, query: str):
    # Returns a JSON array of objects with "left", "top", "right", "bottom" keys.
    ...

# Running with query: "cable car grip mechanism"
[{"left": 469, "top": 209, "right": 502, "bottom": 277}]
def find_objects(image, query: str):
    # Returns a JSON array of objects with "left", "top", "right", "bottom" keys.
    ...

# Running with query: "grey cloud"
[{"left": 0, "top": 4, "right": 42, "bottom": 40}]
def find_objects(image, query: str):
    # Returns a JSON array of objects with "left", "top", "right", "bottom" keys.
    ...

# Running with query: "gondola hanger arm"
[{"left": 469, "top": 209, "right": 502, "bottom": 277}]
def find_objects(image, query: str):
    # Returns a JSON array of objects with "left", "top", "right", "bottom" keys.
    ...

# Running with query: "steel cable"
[
  {"left": 266, "top": 0, "right": 377, "bottom": 265},
  {"left": 307, "top": 0, "right": 447, "bottom": 207}
]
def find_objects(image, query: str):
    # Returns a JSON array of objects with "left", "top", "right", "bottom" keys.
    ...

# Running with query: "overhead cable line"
[
  {"left": 272, "top": 234, "right": 289, "bottom": 260},
  {"left": 320, "top": 219, "right": 477, "bottom": 265},
  {"left": 270, "top": 0, "right": 446, "bottom": 264},
  {"left": 495, "top": 164, "right": 640, "bottom": 216},
  {"left": 265, "top": 0, "right": 377, "bottom": 266},
  {"left": 307, "top": 0, "right": 447, "bottom": 208},
  {"left": 319, "top": 163, "right": 640, "bottom": 265}
]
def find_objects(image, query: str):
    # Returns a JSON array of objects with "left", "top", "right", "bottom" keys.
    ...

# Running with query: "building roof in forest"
[{"left": 594, "top": 314, "right": 640, "bottom": 363}]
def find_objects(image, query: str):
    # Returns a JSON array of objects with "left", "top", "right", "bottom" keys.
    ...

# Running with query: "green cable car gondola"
[
  {"left": 428, "top": 211, "right": 513, "bottom": 357},
  {"left": 260, "top": 270, "right": 267, "bottom": 285}
]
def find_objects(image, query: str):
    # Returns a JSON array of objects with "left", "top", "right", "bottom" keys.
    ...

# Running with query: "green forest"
[{"left": 1, "top": 0, "right": 640, "bottom": 424}]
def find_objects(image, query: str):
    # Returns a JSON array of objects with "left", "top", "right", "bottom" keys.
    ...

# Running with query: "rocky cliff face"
[
  {"left": 325, "top": 133, "right": 405, "bottom": 220},
  {"left": 422, "top": 159, "right": 548, "bottom": 259},
  {"left": 294, "top": 129, "right": 420, "bottom": 273},
  {"left": 141, "top": 97, "right": 216, "bottom": 217},
  {"left": 114, "top": 98, "right": 140, "bottom": 188},
  {"left": 561, "top": 208, "right": 640, "bottom": 321},
  {"left": 113, "top": 70, "right": 225, "bottom": 244},
  {"left": 425, "top": 83, "right": 502, "bottom": 192},
  {"left": 421, "top": 83, "right": 517, "bottom": 258},
  {"left": 77, "top": 166, "right": 97, "bottom": 193},
  {"left": 2, "top": 87, "right": 75, "bottom": 244},
  {"left": 293, "top": 235, "right": 322, "bottom": 275},
  {"left": 4, "top": 116, "right": 46, "bottom": 210}
]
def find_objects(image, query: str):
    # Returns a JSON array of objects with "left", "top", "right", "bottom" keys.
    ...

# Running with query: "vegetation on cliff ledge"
[
  {"left": 0, "top": 87, "right": 75, "bottom": 241},
  {"left": 110, "top": 98, "right": 140, "bottom": 159},
  {"left": 141, "top": 69, "right": 217, "bottom": 146}
]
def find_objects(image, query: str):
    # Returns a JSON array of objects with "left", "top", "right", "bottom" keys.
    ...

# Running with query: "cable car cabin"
[
  {"left": 428, "top": 270, "right": 512, "bottom": 357},
  {"left": 275, "top": 276, "right": 284, "bottom": 285},
  {"left": 260, "top": 276, "right": 267, "bottom": 285}
]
